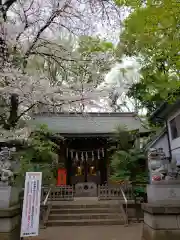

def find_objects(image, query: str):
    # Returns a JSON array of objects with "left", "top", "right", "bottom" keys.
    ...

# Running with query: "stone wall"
[
  {"left": 124, "top": 203, "right": 144, "bottom": 220},
  {"left": 142, "top": 203, "right": 180, "bottom": 240}
]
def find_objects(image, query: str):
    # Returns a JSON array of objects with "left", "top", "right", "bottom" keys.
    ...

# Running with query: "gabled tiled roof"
[
  {"left": 29, "top": 112, "right": 149, "bottom": 135},
  {"left": 150, "top": 99, "right": 180, "bottom": 123}
]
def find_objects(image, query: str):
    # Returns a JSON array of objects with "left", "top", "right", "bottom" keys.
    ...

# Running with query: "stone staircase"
[{"left": 47, "top": 199, "right": 127, "bottom": 226}]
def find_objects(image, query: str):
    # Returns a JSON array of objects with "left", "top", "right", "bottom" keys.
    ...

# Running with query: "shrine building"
[{"left": 31, "top": 112, "right": 148, "bottom": 188}]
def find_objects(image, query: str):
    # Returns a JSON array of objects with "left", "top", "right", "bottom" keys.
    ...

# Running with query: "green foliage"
[
  {"left": 22, "top": 125, "right": 58, "bottom": 163},
  {"left": 119, "top": 0, "right": 180, "bottom": 66},
  {"left": 110, "top": 127, "right": 148, "bottom": 183},
  {"left": 15, "top": 125, "right": 59, "bottom": 186},
  {"left": 116, "top": 0, "right": 180, "bottom": 115},
  {"left": 110, "top": 126, "right": 138, "bottom": 151},
  {"left": 114, "top": 0, "right": 142, "bottom": 8},
  {"left": 78, "top": 36, "right": 114, "bottom": 55},
  {"left": 133, "top": 185, "right": 146, "bottom": 198},
  {"left": 110, "top": 148, "right": 148, "bottom": 182},
  {"left": 127, "top": 81, "right": 167, "bottom": 116}
]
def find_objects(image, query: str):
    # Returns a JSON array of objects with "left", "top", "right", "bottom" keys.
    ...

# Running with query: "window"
[{"left": 170, "top": 114, "right": 180, "bottom": 140}]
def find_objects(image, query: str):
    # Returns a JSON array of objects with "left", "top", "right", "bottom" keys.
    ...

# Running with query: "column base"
[
  {"left": 0, "top": 226, "right": 20, "bottom": 240},
  {"left": 0, "top": 205, "right": 21, "bottom": 240},
  {"left": 142, "top": 203, "right": 180, "bottom": 240}
]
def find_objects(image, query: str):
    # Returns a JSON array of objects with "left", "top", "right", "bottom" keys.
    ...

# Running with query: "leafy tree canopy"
[
  {"left": 111, "top": 148, "right": 147, "bottom": 183},
  {"left": 78, "top": 36, "right": 114, "bottom": 55},
  {"left": 110, "top": 127, "right": 148, "bottom": 183},
  {"left": 15, "top": 125, "right": 59, "bottom": 186},
  {"left": 115, "top": 0, "right": 180, "bottom": 115}
]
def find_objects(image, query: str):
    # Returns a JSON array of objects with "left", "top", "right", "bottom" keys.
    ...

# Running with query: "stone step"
[
  {"left": 130, "top": 218, "right": 144, "bottom": 222},
  {"left": 47, "top": 218, "right": 125, "bottom": 226},
  {"left": 51, "top": 204, "right": 120, "bottom": 209},
  {"left": 49, "top": 213, "right": 124, "bottom": 220},
  {"left": 50, "top": 207, "right": 121, "bottom": 214}
]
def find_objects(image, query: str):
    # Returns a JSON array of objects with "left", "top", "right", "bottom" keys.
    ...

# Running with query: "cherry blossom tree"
[{"left": 0, "top": 0, "right": 121, "bottom": 141}]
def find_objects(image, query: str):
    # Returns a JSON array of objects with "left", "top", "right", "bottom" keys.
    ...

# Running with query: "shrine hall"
[{"left": 31, "top": 112, "right": 148, "bottom": 188}]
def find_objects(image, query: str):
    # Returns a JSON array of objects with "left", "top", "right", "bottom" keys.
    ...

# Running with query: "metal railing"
[
  {"left": 43, "top": 187, "right": 52, "bottom": 205},
  {"left": 41, "top": 187, "right": 52, "bottom": 228},
  {"left": 120, "top": 187, "right": 128, "bottom": 226}
]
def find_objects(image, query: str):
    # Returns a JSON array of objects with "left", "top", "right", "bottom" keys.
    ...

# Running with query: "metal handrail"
[
  {"left": 120, "top": 187, "right": 128, "bottom": 226},
  {"left": 41, "top": 187, "right": 52, "bottom": 228},
  {"left": 43, "top": 187, "right": 52, "bottom": 206}
]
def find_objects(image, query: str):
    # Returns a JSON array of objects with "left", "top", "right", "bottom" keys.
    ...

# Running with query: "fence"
[
  {"left": 21, "top": 183, "right": 146, "bottom": 202},
  {"left": 43, "top": 185, "right": 74, "bottom": 201},
  {"left": 98, "top": 184, "right": 134, "bottom": 200}
]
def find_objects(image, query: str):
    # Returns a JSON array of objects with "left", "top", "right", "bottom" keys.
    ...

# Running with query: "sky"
[{"left": 92, "top": 4, "right": 140, "bottom": 112}]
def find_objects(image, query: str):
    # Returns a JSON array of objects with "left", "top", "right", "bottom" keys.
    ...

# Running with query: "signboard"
[
  {"left": 57, "top": 168, "right": 67, "bottom": 186},
  {"left": 20, "top": 172, "right": 42, "bottom": 238}
]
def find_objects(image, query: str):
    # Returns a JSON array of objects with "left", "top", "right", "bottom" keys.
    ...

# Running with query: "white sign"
[{"left": 20, "top": 172, "right": 42, "bottom": 238}]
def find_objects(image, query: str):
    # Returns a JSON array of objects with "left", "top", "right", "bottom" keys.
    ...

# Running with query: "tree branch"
[
  {"left": 3, "top": 97, "right": 90, "bottom": 130},
  {"left": 30, "top": 51, "right": 76, "bottom": 62},
  {"left": 0, "top": 115, "right": 6, "bottom": 126},
  {"left": 15, "top": 103, "right": 37, "bottom": 123},
  {"left": 23, "top": 2, "right": 70, "bottom": 61},
  {"left": 1, "top": 0, "right": 17, "bottom": 20}
]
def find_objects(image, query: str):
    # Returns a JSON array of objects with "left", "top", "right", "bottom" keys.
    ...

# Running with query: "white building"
[
  {"left": 148, "top": 99, "right": 180, "bottom": 164},
  {"left": 145, "top": 128, "right": 170, "bottom": 158}
]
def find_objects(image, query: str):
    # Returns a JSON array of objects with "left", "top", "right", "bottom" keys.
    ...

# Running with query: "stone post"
[
  {"left": 142, "top": 181, "right": 180, "bottom": 240},
  {"left": 0, "top": 186, "right": 21, "bottom": 240}
]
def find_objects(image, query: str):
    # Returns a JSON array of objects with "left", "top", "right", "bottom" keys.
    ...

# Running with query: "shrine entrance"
[
  {"left": 65, "top": 136, "right": 108, "bottom": 186},
  {"left": 71, "top": 155, "right": 101, "bottom": 184}
]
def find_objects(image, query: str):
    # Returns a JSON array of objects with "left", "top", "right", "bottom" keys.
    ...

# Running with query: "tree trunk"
[{"left": 4, "top": 93, "right": 19, "bottom": 130}]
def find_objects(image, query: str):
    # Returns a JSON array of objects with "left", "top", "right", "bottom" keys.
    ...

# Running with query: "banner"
[
  {"left": 20, "top": 172, "right": 42, "bottom": 238},
  {"left": 57, "top": 168, "right": 67, "bottom": 186}
]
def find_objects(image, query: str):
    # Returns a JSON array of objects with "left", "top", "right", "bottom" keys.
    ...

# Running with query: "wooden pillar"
[
  {"left": 58, "top": 142, "right": 66, "bottom": 167},
  {"left": 103, "top": 140, "right": 109, "bottom": 184},
  {"left": 106, "top": 137, "right": 112, "bottom": 184},
  {"left": 107, "top": 161, "right": 110, "bottom": 184}
]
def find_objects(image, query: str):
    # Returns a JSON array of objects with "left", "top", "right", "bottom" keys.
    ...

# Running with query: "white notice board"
[{"left": 20, "top": 172, "right": 42, "bottom": 238}]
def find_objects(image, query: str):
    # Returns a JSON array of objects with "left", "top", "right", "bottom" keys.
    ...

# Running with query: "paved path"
[{"left": 39, "top": 224, "right": 142, "bottom": 240}]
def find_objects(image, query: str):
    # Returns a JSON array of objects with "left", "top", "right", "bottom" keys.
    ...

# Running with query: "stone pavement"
[{"left": 39, "top": 223, "right": 142, "bottom": 240}]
